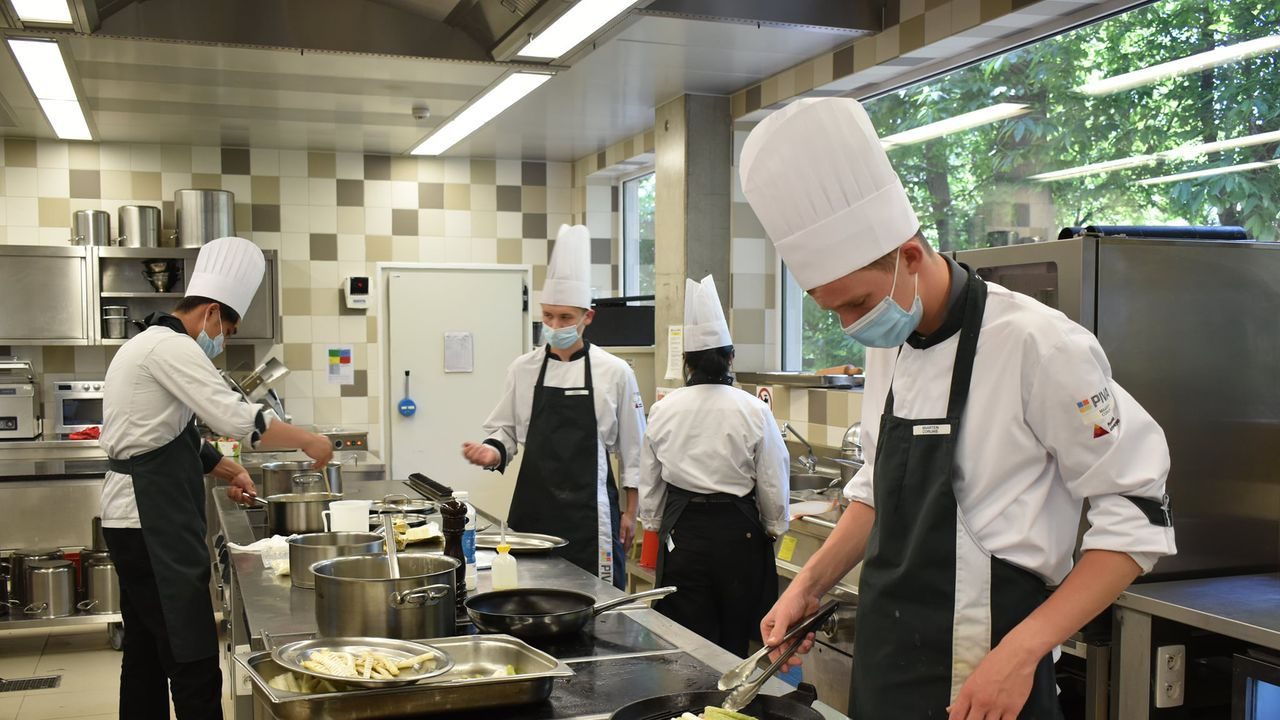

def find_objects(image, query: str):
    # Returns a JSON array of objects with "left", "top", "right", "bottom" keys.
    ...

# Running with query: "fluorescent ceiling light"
[
  {"left": 518, "top": 0, "right": 634, "bottom": 60},
  {"left": 1030, "top": 128, "right": 1280, "bottom": 182},
  {"left": 7, "top": 38, "right": 91, "bottom": 140},
  {"left": 11, "top": 0, "right": 73, "bottom": 24},
  {"left": 38, "top": 98, "right": 91, "bottom": 140},
  {"left": 880, "top": 103, "right": 1030, "bottom": 149},
  {"left": 411, "top": 72, "right": 552, "bottom": 156},
  {"left": 1077, "top": 34, "right": 1280, "bottom": 96},
  {"left": 1137, "top": 159, "right": 1280, "bottom": 186}
]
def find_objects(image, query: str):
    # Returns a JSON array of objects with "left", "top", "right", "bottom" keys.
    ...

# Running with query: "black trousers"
[
  {"left": 103, "top": 528, "right": 222, "bottom": 720},
  {"left": 655, "top": 502, "right": 778, "bottom": 657}
]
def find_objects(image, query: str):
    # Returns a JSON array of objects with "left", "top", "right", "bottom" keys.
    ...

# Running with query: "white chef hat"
[
  {"left": 739, "top": 98, "right": 919, "bottom": 291},
  {"left": 684, "top": 275, "right": 732, "bottom": 352},
  {"left": 542, "top": 224, "right": 593, "bottom": 308},
  {"left": 184, "top": 236, "right": 265, "bottom": 317}
]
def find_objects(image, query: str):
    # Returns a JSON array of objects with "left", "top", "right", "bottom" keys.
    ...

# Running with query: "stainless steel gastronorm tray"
[{"left": 236, "top": 633, "right": 574, "bottom": 719}]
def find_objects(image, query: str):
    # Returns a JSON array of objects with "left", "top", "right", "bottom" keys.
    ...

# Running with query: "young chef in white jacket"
[
  {"left": 740, "top": 98, "right": 1177, "bottom": 720},
  {"left": 637, "top": 274, "right": 789, "bottom": 656},
  {"left": 462, "top": 224, "right": 646, "bottom": 590},
  {"left": 100, "top": 237, "right": 333, "bottom": 720}
]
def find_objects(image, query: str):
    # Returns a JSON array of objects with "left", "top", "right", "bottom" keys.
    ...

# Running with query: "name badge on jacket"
[{"left": 912, "top": 424, "right": 951, "bottom": 436}]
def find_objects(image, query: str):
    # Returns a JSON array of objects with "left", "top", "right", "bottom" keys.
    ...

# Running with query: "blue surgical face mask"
[
  {"left": 196, "top": 309, "right": 225, "bottom": 359},
  {"left": 544, "top": 323, "right": 581, "bottom": 350},
  {"left": 842, "top": 250, "right": 922, "bottom": 348}
]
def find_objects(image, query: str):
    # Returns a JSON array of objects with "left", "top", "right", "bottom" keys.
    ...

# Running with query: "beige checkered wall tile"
[{"left": 1, "top": 140, "right": 587, "bottom": 451}]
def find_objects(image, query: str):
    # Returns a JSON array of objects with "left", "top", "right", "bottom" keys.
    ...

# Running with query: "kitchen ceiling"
[{"left": 0, "top": 1, "right": 858, "bottom": 160}]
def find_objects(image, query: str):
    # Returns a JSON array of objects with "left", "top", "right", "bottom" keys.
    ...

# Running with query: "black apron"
[
  {"left": 108, "top": 421, "right": 218, "bottom": 664},
  {"left": 507, "top": 345, "right": 626, "bottom": 589},
  {"left": 654, "top": 484, "right": 777, "bottom": 656},
  {"left": 851, "top": 271, "right": 1062, "bottom": 719}
]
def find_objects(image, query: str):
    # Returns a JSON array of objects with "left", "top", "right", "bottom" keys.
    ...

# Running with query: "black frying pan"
[
  {"left": 465, "top": 586, "right": 675, "bottom": 641},
  {"left": 610, "top": 683, "right": 823, "bottom": 720}
]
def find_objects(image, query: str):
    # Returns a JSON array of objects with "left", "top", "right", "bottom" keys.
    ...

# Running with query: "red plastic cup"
[{"left": 639, "top": 530, "right": 659, "bottom": 569}]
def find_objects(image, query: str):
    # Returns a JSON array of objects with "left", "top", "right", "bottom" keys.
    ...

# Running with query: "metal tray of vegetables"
[
  {"left": 272, "top": 637, "right": 451, "bottom": 689},
  {"left": 237, "top": 633, "right": 575, "bottom": 719}
]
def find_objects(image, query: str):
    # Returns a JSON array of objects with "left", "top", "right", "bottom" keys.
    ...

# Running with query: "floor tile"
[
  {"left": 0, "top": 697, "right": 22, "bottom": 720},
  {"left": 0, "top": 656, "right": 41, "bottom": 679},
  {"left": 31, "top": 650, "right": 120, "bottom": 693},
  {"left": 13, "top": 689, "right": 117, "bottom": 720},
  {"left": 41, "top": 630, "right": 112, "bottom": 655}
]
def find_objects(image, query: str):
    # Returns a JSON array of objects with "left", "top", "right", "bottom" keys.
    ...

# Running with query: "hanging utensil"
[
  {"left": 720, "top": 600, "right": 840, "bottom": 712},
  {"left": 398, "top": 370, "right": 416, "bottom": 417}
]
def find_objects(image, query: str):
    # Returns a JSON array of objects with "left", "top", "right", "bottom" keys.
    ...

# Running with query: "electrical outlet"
[{"left": 1154, "top": 644, "right": 1186, "bottom": 708}]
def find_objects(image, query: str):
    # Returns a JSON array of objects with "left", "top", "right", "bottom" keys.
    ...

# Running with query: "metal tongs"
[{"left": 718, "top": 599, "right": 840, "bottom": 712}]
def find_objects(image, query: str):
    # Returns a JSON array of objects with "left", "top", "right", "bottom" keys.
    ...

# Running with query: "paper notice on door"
[
  {"left": 664, "top": 325, "right": 684, "bottom": 381},
  {"left": 444, "top": 332, "right": 474, "bottom": 373},
  {"left": 326, "top": 346, "right": 354, "bottom": 385}
]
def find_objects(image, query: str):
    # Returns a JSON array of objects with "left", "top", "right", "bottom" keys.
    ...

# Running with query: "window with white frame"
[{"left": 620, "top": 171, "right": 656, "bottom": 296}]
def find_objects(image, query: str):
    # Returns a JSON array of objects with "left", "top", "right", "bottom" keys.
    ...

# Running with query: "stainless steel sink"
[{"left": 791, "top": 473, "right": 838, "bottom": 492}]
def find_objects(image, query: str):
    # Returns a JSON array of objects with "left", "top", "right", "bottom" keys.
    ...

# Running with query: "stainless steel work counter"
[
  {"left": 1111, "top": 573, "right": 1280, "bottom": 718},
  {"left": 214, "top": 489, "right": 848, "bottom": 719}
]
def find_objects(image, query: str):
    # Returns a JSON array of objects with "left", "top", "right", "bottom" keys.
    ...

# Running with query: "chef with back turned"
[
  {"left": 100, "top": 236, "right": 333, "bottom": 719},
  {"left": 461, "top": 224, "right": 646, "bottom": 590},
  {"left": 739, "top": 98, "right": 1176, "bottom": 719}
]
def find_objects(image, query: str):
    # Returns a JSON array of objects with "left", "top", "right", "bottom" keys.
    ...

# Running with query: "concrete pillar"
[{"left": 653, "top": 94, "right": 731, "bottom": 390}]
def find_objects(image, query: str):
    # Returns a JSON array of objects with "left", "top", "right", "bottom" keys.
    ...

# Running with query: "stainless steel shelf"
[
  {"left": 100, "top": 291, "right": 183, "bottom": 298},
  {"left": 0, "top": 611, "right": 121, "bottom": 630},
  {"left": 736, "top": 371, "right": 864, "bottom": 389}
]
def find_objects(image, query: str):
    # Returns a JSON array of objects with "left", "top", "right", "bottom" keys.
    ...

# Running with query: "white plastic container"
[
  {"left": 323, "top": 499, "right": 372, "bottom": 532},
  {"left": 491, "top": 544, "right": 518, "bottom": 590},
  {"left": 455, "top": 491, "right": 478, "bottom": 591}
]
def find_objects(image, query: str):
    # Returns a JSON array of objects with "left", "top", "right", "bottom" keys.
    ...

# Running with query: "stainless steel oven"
[
  {"left": 51, "top": 379, "right": 105, "bottom": 435},
  {"left": 957, "top": 232, "right": 1280, "bottom": 581}
]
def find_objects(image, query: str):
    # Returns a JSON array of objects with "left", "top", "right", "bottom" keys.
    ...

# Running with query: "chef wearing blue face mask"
[
  {"left": 741, "top": 99, "right": 1176, "bottom": 720},
  {"left": 100, "top": 237, "right": 333, "bottom": 720},
  {"left": 462, "top": 224, "right": 646, "bottom": 589}
]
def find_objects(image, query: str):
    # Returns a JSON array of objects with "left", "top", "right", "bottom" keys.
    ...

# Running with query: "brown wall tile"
[
  {"left": 43, "top": 346, "right": 75, "bottom": 373},
  {"left": 899, "top": 15, "right": 926, "bottom": 54},
  {"left": 190, "top": 174, "right": 222, "bottom": 189},
  {"left": 496, "top": 186, "right": 521, "bottom": 212},
  {"left": 523, "top": 213, "right": 547, "bottom": 239},
  {"left": 832, "top": 45, "right": 855, "bottom": 78},
  {"left": 284, "top": 343, "right": 312, "bottom": 371},
  {"left": 308, "top": 152, "right": 336, "bottom": 178},
  {"left": 221, "top": 148, "right": 250, "bottom": 175},
  {"left": 252, "top": 176, "right": 280, "bottom": 204},
  {"left": 470, "top": 159, "right": 496, "bottom": 185},
  {"left": 980, "top": 0, "right": 1012, "bottom": 21},
  {"left": 161, "top": 145, "right": 191, "bottom": 173},
  {"left": 282, "top": 288, "right": 311, "bottom": 315},
  {"left": 252, "top": 204, "right": 281, "bottom": 231},
  {"left": 808, "top": 391, "right": 828, "bottom": 426},
  {"left": 39, "top": 197, "right": 69, "bottom": 227},
  {"left": 497, "top": 238, "right": 521, "bottom": 264},
  {"left": 444, "top": 184, "right": 470, "bottom": 211},
  {"left": 4, "top": 139, "right": 36, "bottom": 167},
  {"left": 364, "top": 155, "right": 390, "bottom": 180},
  {"left": 521, "top": 162, "right": 546, "bottom": 186},
  {"left": 391, "top": 208, "right": 418, "bottom": 236},
  {"left": 419, "top": 182, "right": 443, "bottom": 209},
  {"left": 366, "top": 235, "right": 393, "bottom": 262},
  {"left": 310, "top": 233, "right": 337, "bottom": 260},
  {"left": 69, "top": 169, "right": 100, "bottom": 199},
  {"left": 336, "top": 179, "right": 363, "bottom": 207},
  {"left": 522, "top": 186, "right": 547, "bottom": 213},
  {"left": 133, "top": 171, "right": 162, "bottom": 200}
]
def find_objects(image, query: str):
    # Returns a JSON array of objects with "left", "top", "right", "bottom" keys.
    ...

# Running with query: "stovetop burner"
[{"left": 453, "top": 611, "right": 676, "bottom": 661}]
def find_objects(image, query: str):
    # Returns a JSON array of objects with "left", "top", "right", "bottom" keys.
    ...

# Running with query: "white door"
[{"left": 385, "top": 265, "right": 529, "bottom": 520}]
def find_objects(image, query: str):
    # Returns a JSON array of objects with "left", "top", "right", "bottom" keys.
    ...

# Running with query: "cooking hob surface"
[
  {"left": 433, "top": 650, "right": 721, "bottom": 720},
  {"left": 456, "top": 611, "right": 677, "bottom": 661}
]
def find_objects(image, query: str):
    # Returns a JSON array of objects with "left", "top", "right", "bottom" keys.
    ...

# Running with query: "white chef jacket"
[
  {"left": 482, "top": 343, "right": 646, "bottom": 489},
  {"left": 100, "top": 324, "right": 270, "bottom": 528},
  {"left": 846, "top": 280, "right": 1177, "bottom": 584},
  {"left": 638, "top": 384, "right": 790, "bottom": 538}
]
